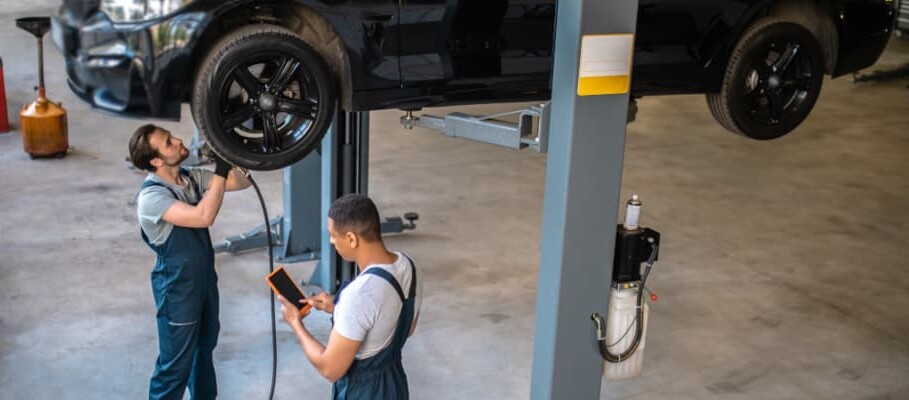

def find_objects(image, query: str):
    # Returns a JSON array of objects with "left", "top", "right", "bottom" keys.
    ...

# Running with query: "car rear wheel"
[
  {"left": 192, "top": 24, "right": 336, "bottom": 170},
  {"left": 707, "top": 19, "right": 824, "bottom": 140}
]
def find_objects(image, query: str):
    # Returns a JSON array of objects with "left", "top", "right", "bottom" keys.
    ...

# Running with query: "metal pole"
[
  {"left": 37, "top": 37, "right": 44, "bottom": 90},
  {"left": 319, "top": 114, "right": 340, "bottom": 292},
  {"left": 530, "top": 0, "right": 639, "bottom": 399},
  {"left": 279, "top": 152, "right": 322, "bottom": 262},
  {"left": 358, "top": 112, "right": 370, "bottom": 195},
  {"left": 338, "top": 112, "right": 356, "bottom": 283}
]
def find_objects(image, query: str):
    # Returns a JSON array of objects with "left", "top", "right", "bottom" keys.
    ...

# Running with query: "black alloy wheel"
[
  {"left": 707, "top": 20, "right": 824, "bottom": 140},
  {"left": 193, "top": 25, "right": 336, "bottom": 170}
]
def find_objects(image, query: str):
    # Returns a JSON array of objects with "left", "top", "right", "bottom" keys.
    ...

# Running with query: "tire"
[
  {"left": 192, "top": 24, "right": 336, "bottom": 170},
  {"left": 706, "top": 19, "right": 825, "bottom": 140}
]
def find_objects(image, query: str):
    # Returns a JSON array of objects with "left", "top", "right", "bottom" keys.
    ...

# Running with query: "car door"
[{"left": 397, "top": 0, "right": 554, "bottom": 100}]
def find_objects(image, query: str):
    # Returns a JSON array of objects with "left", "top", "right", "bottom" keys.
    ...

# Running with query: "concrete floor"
[{"left": 2, "top": 5, "right": 909, "bottom": 400}]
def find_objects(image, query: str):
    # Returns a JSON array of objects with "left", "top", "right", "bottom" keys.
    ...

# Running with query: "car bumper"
[{"left": 51, "top": 6, "right": 206, "bottom": 119}]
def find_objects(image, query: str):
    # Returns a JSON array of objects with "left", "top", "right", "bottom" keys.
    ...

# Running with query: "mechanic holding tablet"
[{"left": 278, "top": 193, "right": 423, "bottom": 400}]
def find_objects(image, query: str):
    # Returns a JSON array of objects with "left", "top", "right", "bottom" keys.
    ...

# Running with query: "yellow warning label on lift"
[{"left": 577, "top": 34, "right": 634, "bottom": 96}]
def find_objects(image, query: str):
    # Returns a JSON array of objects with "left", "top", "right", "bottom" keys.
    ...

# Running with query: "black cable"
[
  {"left": 242, "top": 170, "right": 278, "bottom": 400},
  {"left": 606, "top": 302, "right": 639, "bottom": 348}
]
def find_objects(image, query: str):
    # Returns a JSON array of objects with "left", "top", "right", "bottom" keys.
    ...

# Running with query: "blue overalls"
[
  {"left": 140, "top": 169, "right": 219, "bottom": 400},
  {"left": 332, "top": 256, "right": 417, "bottom": 400}
]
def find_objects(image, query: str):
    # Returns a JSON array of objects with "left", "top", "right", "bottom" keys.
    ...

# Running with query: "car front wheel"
[
  {"left": 192, "top": 24, "right": 336, "bottom": 170},
  {"left": 707, "top": 19, "right": 825, "bottom": 140}
]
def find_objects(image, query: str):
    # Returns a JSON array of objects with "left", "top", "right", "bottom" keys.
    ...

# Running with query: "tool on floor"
[
  {"left": 16, "top": 16, "right": 68, "bottom": 158},
  {"left": 0, "top": 56, "right": 9, "bottom": 134},
  {"left": 591, "top": 194, "right": 661, "bottom": 379}
]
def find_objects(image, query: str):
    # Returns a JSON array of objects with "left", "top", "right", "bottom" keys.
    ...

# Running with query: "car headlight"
[{"left": 100, "top": 0, "right": 192, "bottom": 23}]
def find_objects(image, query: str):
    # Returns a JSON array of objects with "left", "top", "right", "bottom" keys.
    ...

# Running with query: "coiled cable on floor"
[{"left": 239, "top": 169, "right": 279, "bottom": 400}]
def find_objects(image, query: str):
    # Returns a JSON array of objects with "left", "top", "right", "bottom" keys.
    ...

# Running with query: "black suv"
[{"left": 52, "top": 0, "right": 895, "bottom": 170}]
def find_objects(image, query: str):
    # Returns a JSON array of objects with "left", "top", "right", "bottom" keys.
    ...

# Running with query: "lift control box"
[{"left": 612, "top": 226, "right": 660, "bottom": 284}]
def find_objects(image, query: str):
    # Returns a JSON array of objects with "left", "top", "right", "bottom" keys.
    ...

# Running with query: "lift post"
[{"left": 530, "top": 0, "right": 639, "bottom": 398}]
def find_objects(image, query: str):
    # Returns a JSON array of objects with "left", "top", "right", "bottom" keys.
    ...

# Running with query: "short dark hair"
[
  {"left": 129, "top": 124, "right": 161, "bottom": 172},
  {"left": 329, "top": 193, "right": 381, "bottom": 242}
]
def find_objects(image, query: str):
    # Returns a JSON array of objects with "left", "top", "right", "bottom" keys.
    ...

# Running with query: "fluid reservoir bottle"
[{"left": 603, "top": 286, "right": 649, "bottom": 380}]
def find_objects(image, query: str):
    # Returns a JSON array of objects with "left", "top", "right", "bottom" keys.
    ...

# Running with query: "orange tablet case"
[{"left": 265, "top": 266, "right": 313, "bottom": 316}]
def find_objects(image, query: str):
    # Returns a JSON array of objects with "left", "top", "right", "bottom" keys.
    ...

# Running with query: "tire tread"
[
  {"left": 191, "top": 24, "right": 336, "bottom": 170},
  {"left": 705, "top": 18, "right": 824, "bottom": 140}
]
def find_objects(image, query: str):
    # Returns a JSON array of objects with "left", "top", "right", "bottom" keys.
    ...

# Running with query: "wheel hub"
[
  {"left": 766, "top": 74, "right": 781, "bottom": 90},
  {"left": 258, "top": 93, "right": 277, "bottom": 111}
]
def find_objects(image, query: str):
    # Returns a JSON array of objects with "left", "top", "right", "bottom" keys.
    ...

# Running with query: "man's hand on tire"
[{"left": 213, "top": 154, "right": 232, "bottom": 179}]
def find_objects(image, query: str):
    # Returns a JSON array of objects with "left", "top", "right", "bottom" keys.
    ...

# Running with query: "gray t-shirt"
[{"left": 136, "top": 168, "right": 213, "bottom": 246}]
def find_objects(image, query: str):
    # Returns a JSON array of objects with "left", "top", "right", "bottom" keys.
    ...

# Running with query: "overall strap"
[
  {"left": 138, "top": 180, "right": 172, "bottom": 252},
  {"left": 138, "top": 173, "right": 200, "bottom": 251},
  {"left": 140, "top": 179, "right": 178, "bottom": 198},
  {"left": 362, "top": 253, "right": 417, "bottom": 302},
  {"left": 140, "top": 169, "right": 201, "bottom": 203},
  {"left": 179, "top": 168, "right": 202, "bottom": 200},
  {"left": 401, "top": 253, "right": 417, "bottom": 299},
  {"left": 363, "top": 268, "right": 405, "bottom": 302}
]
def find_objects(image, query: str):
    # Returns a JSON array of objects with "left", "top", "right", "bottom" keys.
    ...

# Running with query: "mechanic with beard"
[{"left": 129, "top": 124, "right": 250, "bottom": 400}]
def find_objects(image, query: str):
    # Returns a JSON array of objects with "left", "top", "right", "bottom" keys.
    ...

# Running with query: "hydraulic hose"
[
  {"left": 239, "top": 169, "right": 279, "bottom": 400},
  {"left": 591, "top": 241, "right": 659, "bottom": 363}
]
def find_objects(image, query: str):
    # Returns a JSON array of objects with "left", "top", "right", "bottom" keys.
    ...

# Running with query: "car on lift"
[{"left": 51, "top": 0, "right": 895, "bottom": 170}]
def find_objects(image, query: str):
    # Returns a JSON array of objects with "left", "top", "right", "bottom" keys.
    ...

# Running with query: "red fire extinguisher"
[{"left": 0, "top": 56, "right": 9, "bottom": 134}]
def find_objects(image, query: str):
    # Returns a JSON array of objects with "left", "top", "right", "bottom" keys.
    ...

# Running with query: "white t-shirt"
[{"left": 333, "top": 252, "right": 423, "bottom": 360}]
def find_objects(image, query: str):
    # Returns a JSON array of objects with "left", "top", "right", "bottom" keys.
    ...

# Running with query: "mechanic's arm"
[
  {"left": 225, "top": 168, "right": 251, "bottom": 191},
  {"left": 161, "top": 175, "right": 227, "bottom": 228},
  {"left": 294, "top": 325, "right": 360, "bottom": 382},
  {"left": 279, "top": 296, "right": 360, "bottom": 382},
  {"left": 161, "top": 157, "right": 232, "bottom": 228}
]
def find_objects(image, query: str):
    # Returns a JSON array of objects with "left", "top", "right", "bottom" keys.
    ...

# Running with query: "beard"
[{"left": 162, "top": 147, "right": 190, "bottom": 167}]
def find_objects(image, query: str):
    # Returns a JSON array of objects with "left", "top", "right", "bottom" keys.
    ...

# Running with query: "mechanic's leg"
[
  {"left": 149, "top": 312, "right": 201, "bottom": 400},
  {"left": 188, "top": 284, "right": 220, "bottom": 399}
]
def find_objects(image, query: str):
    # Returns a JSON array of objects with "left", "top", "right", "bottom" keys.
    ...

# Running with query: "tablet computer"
[{"left": 266, "top": 266, "right": 312, "bottom": 316}]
